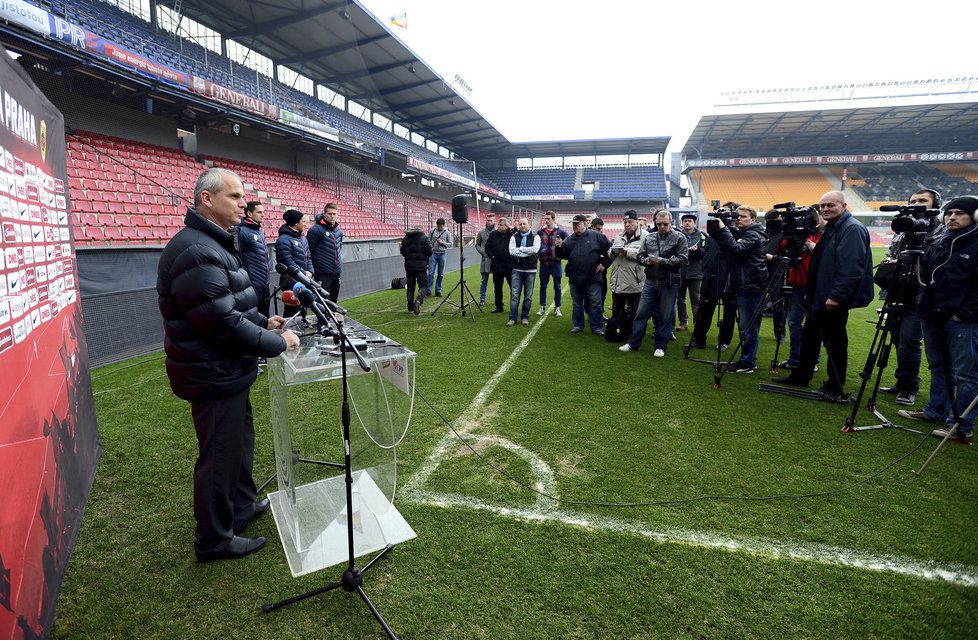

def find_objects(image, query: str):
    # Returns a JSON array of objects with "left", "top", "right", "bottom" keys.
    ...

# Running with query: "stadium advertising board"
[
  {"left": 406, "top": 157, "right": 506, "bottom": 198},
  {"left": 0, "top": 52, "right": 101, "bottom": 640},
  {"left": 97, "top": 42, "right": 189, "bottom": 86},
  {"left": 188, "top": 76, "right": 279, "bottom": 120},
  {"left": 279, "top": 109, "right": 339, "bottom": 142},
  {"left": 683, "top": 151, "right": 978, "bottom": 171},
  {"left": 510, "top": 194, "right": 575, "bottom": 201}
]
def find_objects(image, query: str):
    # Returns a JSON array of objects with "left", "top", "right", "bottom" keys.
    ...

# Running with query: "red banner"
[{"left": 101, "top": 42, "right": 189, "bottom": 86}]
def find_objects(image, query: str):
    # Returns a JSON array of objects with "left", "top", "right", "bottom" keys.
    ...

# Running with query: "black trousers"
[
  {"left": 316, "top": 272, "right": 342, "bottom": 303},
  {"left": 492, "top": 272, "right": 512, "bottom": 311},
  {"left": 794, "top": 308, "right": 850, "bottom": 394},
  {"left": 190, "top": 387, "right": 258, "bottom": 553},
  {"left": 692, "top": 294, "right": 736, "bottom": 346},
  {"left": 256, "top": 284, "right": 271, "bottom": 320},
  {"left": 406, "top": 270, "right": 428, "bottom": 310},
  {"left": 611, "top": 291, "right": 641, "bottom": 324}
]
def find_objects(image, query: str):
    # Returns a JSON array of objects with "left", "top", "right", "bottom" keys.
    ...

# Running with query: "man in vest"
[{"left": 508, "top": 217, "right": 541, "bottom": 326}]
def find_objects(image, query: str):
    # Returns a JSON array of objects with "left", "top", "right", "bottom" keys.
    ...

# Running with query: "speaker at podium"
[{"left": 266, "top": 324, "right": 416, "bottom": 577}]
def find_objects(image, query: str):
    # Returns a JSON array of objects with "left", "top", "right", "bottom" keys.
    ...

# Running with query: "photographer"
[
  {"left": 878, "top": 189, "right": 944, "bottom": 405},
  {"left": 619, "top": 210, "right": 688, "bottom": 356},
  {"left": 690, "top": 202, "right": 738, "bottom": 351},
  {"left": 898, "top": 196, "right": 978, "bottom": 443},
  {"left": 775, "top": 191, "right": 874, "bottom": 399},
  {"left": 708, "top": 206, "right": 768, "bottom": 373}
]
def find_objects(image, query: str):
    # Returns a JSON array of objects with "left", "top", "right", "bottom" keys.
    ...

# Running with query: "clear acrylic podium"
[{"left": 267, "top": 324, "right": 416, "bottom": 577}]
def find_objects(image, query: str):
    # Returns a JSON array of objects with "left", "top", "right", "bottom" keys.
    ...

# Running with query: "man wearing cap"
[
  {"left": 307, "top": 203, "right": 344, "bottom": 304},
  {"left": 275, "top": 209, "right": 312, "bottom": 318},
  {"left": 537, "top": 211, "right": 567, "bottom": 317},
  {"left": 677, "top": 213, "right": 707, "bottom": 332},
  {"left": 898, "top": 196, "right": 978, "bottom": 444},
  {"left": 619, "top": 210, "right": 688, "bottom": 356},
  {"left": 475, "top": 212, "right": 496, "bottom": 306},
  {"left": 608, "top": 210, "right": 647, "bottom": 334},
  {"left": 426, "top": 218, "right": 453, "bottom": 297},
  {"left": 555, "top": 214, "right": 612, "bottom": 335},
  {"left": 508, "top": 217, "right": 541, "bottom": 326},
  {"left": 774, "top": 191, "right": 874, "bottom": 399},
  {"left": 158, "top": 167, "right": 299, "bottom": 563}
]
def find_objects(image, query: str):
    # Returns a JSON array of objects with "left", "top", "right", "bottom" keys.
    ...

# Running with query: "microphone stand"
[{"left": 262, "top": 288, "right": 399, "bottom": 640}]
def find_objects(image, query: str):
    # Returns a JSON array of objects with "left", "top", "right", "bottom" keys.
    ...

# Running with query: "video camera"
[
  {"left": 706, "top": 199, "right": 737, "bottom": 232},
  {"left": 879, "top": 204, "right": 940, "bottom": 235},
  {"left": 769, "top": 202, "right": 820, "bottom": 239}
]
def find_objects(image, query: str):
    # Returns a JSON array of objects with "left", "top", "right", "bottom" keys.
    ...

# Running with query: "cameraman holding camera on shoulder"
[
  {"left": 775, "top": 191, "right": 874, "bottom": 400},
  {"left": 708, "top": 206, "right": 768, "bottom": 373},
  {"left": 898, "top": 196, "right": 978, "bottom": 444},
  {"left": 878, "top": 189, "right": 945, "bottom": 406},
  {"left": 690, "top": 202, "right": 738, "bottom": 351}
]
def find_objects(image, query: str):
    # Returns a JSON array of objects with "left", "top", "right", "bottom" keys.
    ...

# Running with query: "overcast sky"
[{"left": 360, "top": 0, "right": 975, "bottom": 155}]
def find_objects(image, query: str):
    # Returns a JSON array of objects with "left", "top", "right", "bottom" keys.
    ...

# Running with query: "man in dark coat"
[
  {"left": 708, "top": 206, "right": 768, "bottom": 372},
  {"left": 306, "top": 203, "right": 344, "bottom": 303},
  {"left": 237, "top": 201, "right": 272, "bottom": 318},
  {"left": 157, "top": 168, "right": 299, "bottom": 563},
  {"left": 485, "top": 217, "right": 514, "bottom": 313},
  {"left": 776, "top": 191, "right": 873, "bottom": 398},
  {"left": 691, "top": 203, "right": 737, "bottom": 351},
  {"left": 555, "top": 214, "right": 612, "bottom": 334},
  {"left": 275, "top": 209, "right": 311, "bottom": 318},
  {"left": 400, "top": 226, "right": 433, "bottom": 314}
]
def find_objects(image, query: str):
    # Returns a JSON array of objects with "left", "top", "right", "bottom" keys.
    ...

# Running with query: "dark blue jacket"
[
  {"left": 555, "top": 229, "right": 612, "bottom": 284},
  {"left": 700, "top": 234, "right": 730, "bottom": 299},
  {"left": 709, "top": 223, "right": 768, "bottom": 294},
  {"left": 306, "top": 215, "right": 344, "bottom": 275},
  {"left": 157, "top": 208, "right": 286, "bottom": 401},
  {"left": 806, "top": 211, "right": 874, "bottom": 310},
  {"left": 275, "top": 224, "right": 311, "bottom": 291},
  {"left": 236, "top": 218, "right": 271, "bottom": 289},
  {"left": 919, "top": 225, "right": 978, "bottom": 323}
]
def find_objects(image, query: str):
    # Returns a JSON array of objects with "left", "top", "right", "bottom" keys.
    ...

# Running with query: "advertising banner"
[
  {"left": 0, "top": 51, "right": 101, "bottom": 640},
  {"left": 683, "top": 151, "right": 978, "bottom": 171},
  {"left": 188, "top": 76, "right": 279, "bottom": 119}
]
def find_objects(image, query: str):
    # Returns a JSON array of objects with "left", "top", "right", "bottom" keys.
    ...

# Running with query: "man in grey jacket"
[
  {"left": 620, "top": 210, "right": 689, "bottom": 356},
  {"left": 426, "top": 218, "right": 453, "bottom": 297},
  {"left": 475, "top": 213, "right": 496, "bottom": 306},
  {"left": 609, "top": 210, "right": 647, "bottom": 331},
  {"left": 677, "top": 213, "right": 707, "bottom": 332}
]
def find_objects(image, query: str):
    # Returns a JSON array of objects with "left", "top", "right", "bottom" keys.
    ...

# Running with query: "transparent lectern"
[{"left": 266, "top": 324, "right": 416, "bottom": 577}]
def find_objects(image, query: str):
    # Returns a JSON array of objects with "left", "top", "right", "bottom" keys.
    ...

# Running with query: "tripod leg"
[
  {"left": 357, "top": 586, "right": 399, "bottom": 640},
  {"left": 261, "top": 580, "right": 343, "bottom": 613}
]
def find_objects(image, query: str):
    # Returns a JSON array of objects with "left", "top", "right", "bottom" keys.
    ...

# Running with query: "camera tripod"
[
  {"left": 432, "top": 222, "right": 482, "bottom": 320},
  {"left": 683, "top": 239, "right": 735, "bottom": 366}
]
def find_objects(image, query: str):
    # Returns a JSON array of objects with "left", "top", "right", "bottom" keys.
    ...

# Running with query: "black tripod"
[
  {"left": 262, "top": 285, "right": 399, "bottom": 640},
  {"left": 683, "top": 242, "right": 734, "bottom": 365},
  {"left": 432, "top": 221, "right": 482, "bottom": 320}
]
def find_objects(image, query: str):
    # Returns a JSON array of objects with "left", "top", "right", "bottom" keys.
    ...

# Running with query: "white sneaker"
[
  {"left": 619, "top": 344, "right": 633, "bottom": 352},
  {"left": 653, "top": 348, "right": 665, "bottom": 358},
  {"left": 554, "top": 307, "right": 562, "bottom": 317},
  {"left": 537, "top": 308, "right": 546, "bottom": 316}
]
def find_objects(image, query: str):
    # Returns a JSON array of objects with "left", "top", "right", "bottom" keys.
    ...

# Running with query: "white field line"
[{"left": 403, "top": 288, "right": 978, "bottom": 588}]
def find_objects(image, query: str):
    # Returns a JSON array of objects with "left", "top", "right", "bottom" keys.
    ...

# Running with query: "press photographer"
[
  {"left": 898, "top": 196, "right": 978, "bottom": 444},
  {"left": 707, "top": 206, "right": 768, "bottom": 373},
  {"left": 877, "top": 189, "right": 944, "bottom": 405}
]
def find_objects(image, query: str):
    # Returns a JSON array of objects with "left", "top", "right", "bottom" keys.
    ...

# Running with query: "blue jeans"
[
  {"left": 569, "top": 280, "right": 603, "bottom": 331},
  {"left": 628, "top": 281, "right": 678, "bottom": 351},
  {"left": 786, "top": 287, "right": 819, "bottom": 366},
  {"left": 539, "top": 262, "right": 563, "bottom": 308},
  {"left": 921, "top": 318, "right": 978, "bottom": 434},
  {"left": 893, "top": 310, "right": 923, "bottom": 393},
  {"left": 734, "top": 291, "right": 763, "bottom": 367},
  {"left": 510, "top": 271, "right": 537, "bottom": 322},
  {"left": 480, "top": 272, "right": 490, "bottom": 302},
  {"left": 426, "top": 252, "right": 446, "bottom": 294}
]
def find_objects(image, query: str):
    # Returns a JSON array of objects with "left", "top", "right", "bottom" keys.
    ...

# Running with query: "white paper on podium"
[{"left": 269, "top": 468, "right": 416, "bottom": 577}]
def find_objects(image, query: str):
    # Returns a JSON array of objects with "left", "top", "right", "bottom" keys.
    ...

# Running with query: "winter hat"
[
  {"left": 942, "top": 196, "right": 978, "bottom": 219},
  {"left": 283, "top": 209, "right": 304, "bottom": 226}
]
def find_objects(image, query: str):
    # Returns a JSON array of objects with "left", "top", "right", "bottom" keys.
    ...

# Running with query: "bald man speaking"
[{"left": 775, "top": 191, "right": 873, "bottom": 400}]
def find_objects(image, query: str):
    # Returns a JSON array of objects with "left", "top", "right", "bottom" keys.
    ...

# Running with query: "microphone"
[
  {"left": 293, "top": 283, "right": 330, "bottom": 326},
  {"left": 276, "top": 263, "right": 324, "bottom": 295},
  {"left": 281, "top": 290, "right": 299, "bottom": 306}
]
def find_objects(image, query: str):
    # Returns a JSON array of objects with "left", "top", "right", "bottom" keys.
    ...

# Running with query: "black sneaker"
[
  {"left": 878, "top": 385, "right": 899, "bottom": 395},
  {"left": 895, "top": 390, "right": 917, "bottom": 406},
  {"left": 726, "top": 363, "right": 755, "bottom": 374}
]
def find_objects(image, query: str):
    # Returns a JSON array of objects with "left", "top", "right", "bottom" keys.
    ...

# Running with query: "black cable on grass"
[{"left": 415, "top": 386, "right": 933, "bottom": 508}]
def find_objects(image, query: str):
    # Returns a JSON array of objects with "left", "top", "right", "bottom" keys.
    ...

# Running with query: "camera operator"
[
  {"left": 764, "top": 210, "right": 786, "bottom": 344},
  {"left": 708, "top": 206, "right": 768, "bottom": 373},
  {"left": 898, "top": 196, "right": 978, "bottom": 443},
  {"left": 775, "top": 191, "right": 874, "bottom": 399},
  {"left": 878, "top": 189, "right": 944, "bottom": 405},
  {"left": 776, "top": 210, "right": 825, "bottom": 370},
  {"left": 619, "top": 210, "right": 688, "bottom": 356},
  {"left": 690, "top": 202, "right": 738, "bottom": 351}
]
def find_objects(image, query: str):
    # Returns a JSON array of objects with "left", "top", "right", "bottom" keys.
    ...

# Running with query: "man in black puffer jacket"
[
  {"left": 708, "top": 205, "right": 768, "bottom": 373},
  {"left": 485, "top": 217, "right": 515, "bottom": 313},
  {"left": 400, "top": 226, "right": 432, "bottom": 314},
  {"left": 158, "top": 168, "right": 299, "bottom": 563}
]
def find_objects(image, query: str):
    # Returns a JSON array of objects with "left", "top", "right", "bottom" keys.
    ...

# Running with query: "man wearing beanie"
[
  {"left": 307, "top": 203, "right": 344, "bottom": 304},
  {"left": 275, "top": 209, "right": 312, "bottom": 318},
  {"left": 899, "top": 196, "right": 978, "bottom": 444}
]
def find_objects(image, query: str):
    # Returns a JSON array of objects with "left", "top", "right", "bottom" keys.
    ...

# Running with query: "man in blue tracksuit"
[
  {"left": 274, "top": 209, "right": 312, "bottom": 318},
  {"left": 306, "top": 202, "right": 344, "bottom": 303},
  {"left": 237, "top": 201, "right": 272, "bottom": 318}
]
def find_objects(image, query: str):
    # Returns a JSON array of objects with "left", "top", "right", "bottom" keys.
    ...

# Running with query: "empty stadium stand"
[
  {"left": 483, "top": 166, "right": 666, "bottom": 201},
  {"left": 693, "top": 167, "right": 835, "bottom": 211}
]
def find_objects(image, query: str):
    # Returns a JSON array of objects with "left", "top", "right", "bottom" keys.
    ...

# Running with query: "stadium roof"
[
  {"left": 471, "top": 137, "right": 671, "bottom": 160},
  {"left": 682, "top": 102, "right": 978, "bottom": 160},
  {"left": 175, "top": 0, "right": 509, "bottom": 158}
]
